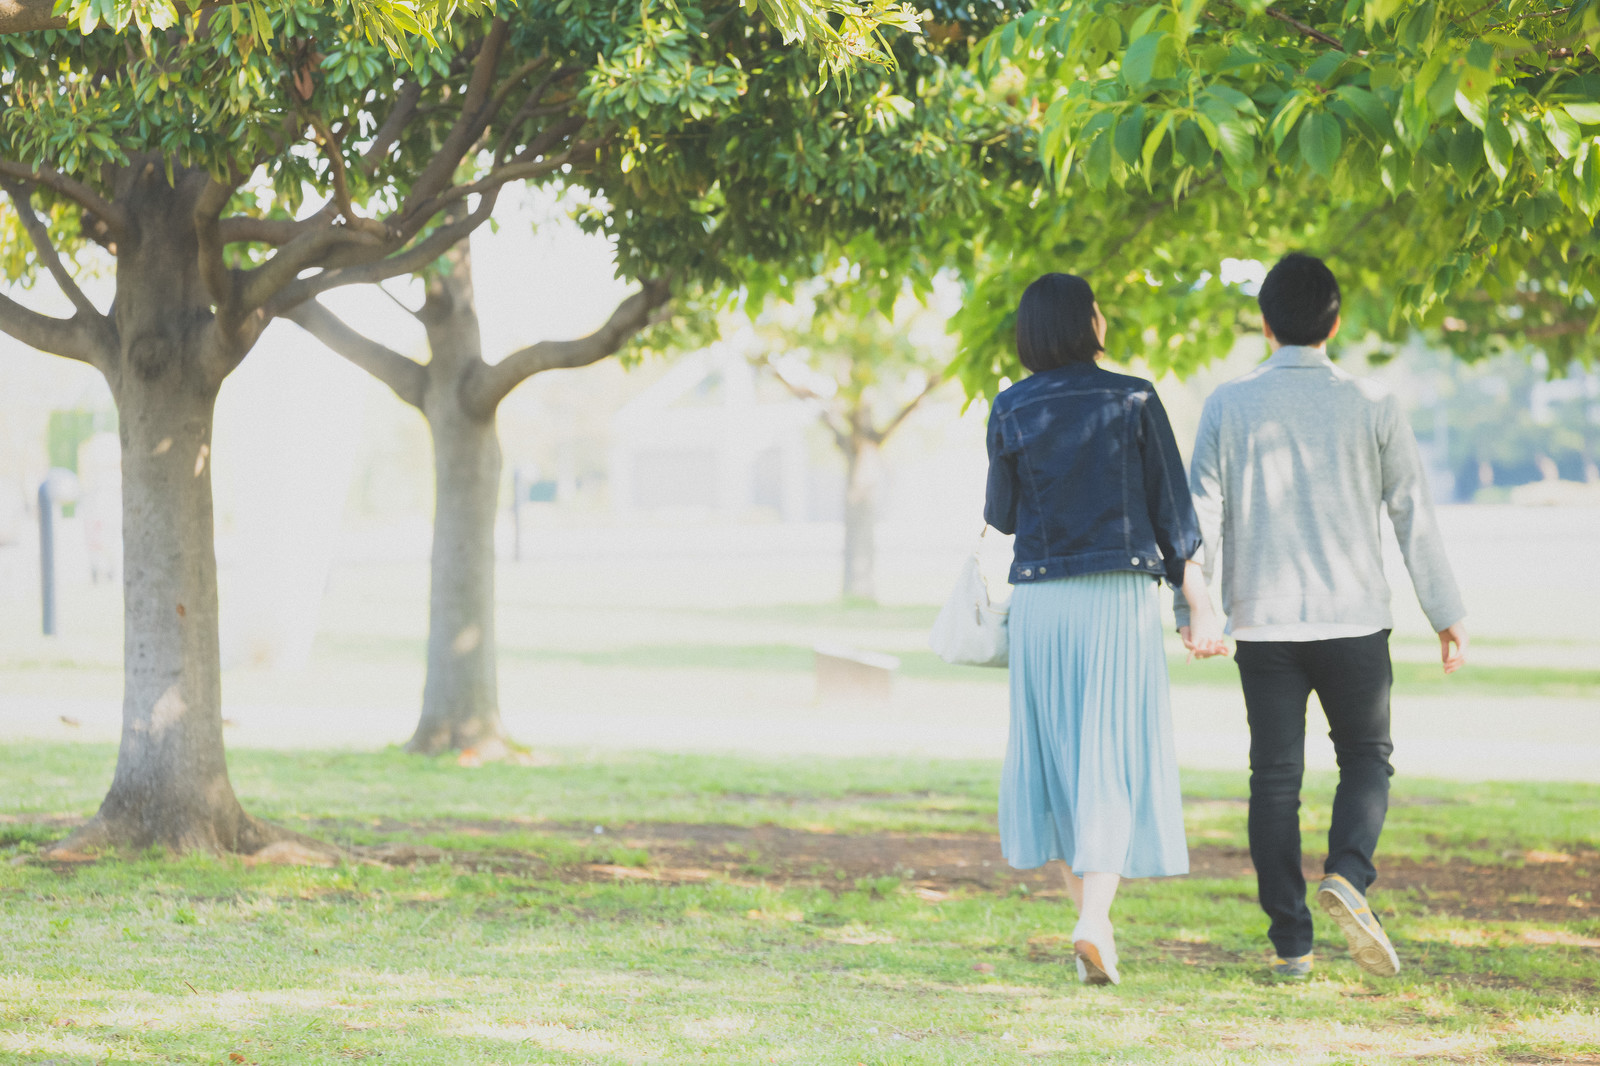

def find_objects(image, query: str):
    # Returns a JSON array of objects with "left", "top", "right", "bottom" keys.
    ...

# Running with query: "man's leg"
[
  {"left": 1236, "top": 640, "right": 1315, "bottom": 959},
  {"left": 1306, "top": 631, "right": 1394, "bottom": 893}
]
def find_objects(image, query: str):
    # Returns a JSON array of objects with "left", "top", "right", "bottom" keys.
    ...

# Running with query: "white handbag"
[{"left": 929, "top": 530, "right": 1010, "bottom": 668}]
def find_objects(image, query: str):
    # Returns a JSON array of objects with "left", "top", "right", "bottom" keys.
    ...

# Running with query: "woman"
[{"left": 984, "top": 273, "right": 1226, "bottom": 985}]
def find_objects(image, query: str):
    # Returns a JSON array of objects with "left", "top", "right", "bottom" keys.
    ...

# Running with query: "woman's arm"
[
  {"left": 1138, "top": 391, "right": 1202, "bottom": 588},
  {"left": 983, "top": 408, "right": 1019, "bottom": 534}
]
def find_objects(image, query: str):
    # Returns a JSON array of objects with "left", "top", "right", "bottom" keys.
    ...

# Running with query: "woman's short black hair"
[
  {"left": 1016, "top": 273, "right": 1103, "bottom": 372},
  {"left": 1258, "top": 253, "right": 1341, "bottom": 346}
]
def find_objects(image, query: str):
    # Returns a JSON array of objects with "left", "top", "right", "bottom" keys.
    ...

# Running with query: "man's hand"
[{"left": 1438, "top": 622, "right": 1467, "bottom": 674}]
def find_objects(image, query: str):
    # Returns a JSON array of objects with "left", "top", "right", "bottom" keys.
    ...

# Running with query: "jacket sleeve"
[
  {"left": 1139, "top": 389, "right": 1202, "bottom": 590},
  {"left": 983, "top": 406, "right": 1019, "bottom": 535},
  {"left": 1379, "top": 393, "right": 1466, "bottom": 631},
  {"left": 1174, "top": 394, "right": 1224, "bottom": 630}
]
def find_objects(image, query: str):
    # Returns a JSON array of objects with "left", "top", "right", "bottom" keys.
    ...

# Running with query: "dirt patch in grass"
[
  {"left": 13, "top": 811, "right": 1595, "bottom": 923},
  {"left": 338, "top": 819, "right": 1599, "bottom": 923}
]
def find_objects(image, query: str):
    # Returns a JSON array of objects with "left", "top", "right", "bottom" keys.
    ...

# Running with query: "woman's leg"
[
  {"left": 1078, "top": 871, "right": 1121, "bottom": 935},
  {"left": 1057, "top": 861, "right": 1084, "bottom": 910},
  {"left": 1071, "top": 870, "right": 1122, "bottom": 984}
]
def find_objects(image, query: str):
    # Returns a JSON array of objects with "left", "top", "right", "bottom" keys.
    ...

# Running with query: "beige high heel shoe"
[{"left": 1072, "top": 922, "right": 1121, "bottom": 986}]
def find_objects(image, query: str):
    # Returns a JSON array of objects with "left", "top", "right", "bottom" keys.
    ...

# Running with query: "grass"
[
  {"left": 2, "top": 744, "right": 1599, "bottom": 1064},
  {"left": 3, "top": 742, "right": 1600, "bottom": 1056}
]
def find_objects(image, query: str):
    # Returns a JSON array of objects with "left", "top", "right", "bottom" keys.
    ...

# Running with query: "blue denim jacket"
[{"left": 984, "top": 363, "right": 1202, "bottom": 588}]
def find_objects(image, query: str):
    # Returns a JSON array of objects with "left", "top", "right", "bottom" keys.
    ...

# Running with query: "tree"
[
  {"left": 0, "top": 0, "right": 922, "bottom": 81},
  {"left": 288, "top": 238, "right": 669, "bottom": 759},
  {"left": 0, "top": 0, "right": 961, "bottom": 853},
  {"left": 950, "top": 0, "right": 1600, "bottom": 395},
  {"left": 750, "top": 279, "right": 950, "bottom": 602},
  {"left": 285, "top": 0, "right": 1022, "bottom": 757}
]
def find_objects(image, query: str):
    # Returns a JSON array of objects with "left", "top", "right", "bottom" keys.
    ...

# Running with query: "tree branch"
[
  {"left": 235, "top": 215, "right": 387, "bottom": 313},
  {"left": 462, "top": 277, "right": 672, "bottom": 416},
  {"left": 362, "top": 78, "right": 423, "bottom": 177},
  {"left": 761, "top": 357, "right": 853, "bottom": 450},
  {"left": 493, "top": 66, "right": 582, "bottom": 164},
  {"left": 308, "top": 116, "right": 388, "bottom": 239},
  {"left": 1262, "top": 5, "right": 1344, "bottom": 49},
  {"left": 0, "top": 290, "right": 102, "bottom": 365},
  {"left": 263, "top": 187, "right": 501, "bottom": 317},
  {"left": 285, "top": 299, "right": 428, "bottom": 409},
  {"left": 400, "top": 19, "right": 510, "bottom": 218},
  {"left": 217, "top": 213, "right": 326, "bottom": 246},
  {"left": 0, "top": 158, "right": 127, "bottom": 242},
  {"left": 193, "top": 177, "right": 238, "bottom": 313},
  {"left": 1, "top": 178, "right": 103, "bottom": 323},
  {"left": 874, "top": 373, "right": 944, "bottom": 443}
]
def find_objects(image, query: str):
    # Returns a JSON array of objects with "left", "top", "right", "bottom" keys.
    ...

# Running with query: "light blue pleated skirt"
[{"left": 1000, "top": 570, "right": 1189, "bottom": 878}]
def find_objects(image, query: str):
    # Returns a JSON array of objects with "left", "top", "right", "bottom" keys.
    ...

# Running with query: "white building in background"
[{"left": 609, "top": 337, "right": 818, "bottom": 521}]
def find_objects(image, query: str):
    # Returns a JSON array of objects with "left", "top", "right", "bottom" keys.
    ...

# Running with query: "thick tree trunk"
[
  {"left": 842, "top": 433, "right": 881, "bottom": 603},
  {"left": 45, "top": 166, "right": 303, "bottom": 857},
  {"left": 404, "top": 250, "right": 511, "bottom": 758}
]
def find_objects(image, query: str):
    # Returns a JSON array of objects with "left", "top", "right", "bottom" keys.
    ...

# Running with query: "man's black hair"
[
  {"left": 1257, "top": 253, "right": 1341, "bottom": 347},
  {"left": 1016, "top": 273, "right": 1103, "bottom": 372}
]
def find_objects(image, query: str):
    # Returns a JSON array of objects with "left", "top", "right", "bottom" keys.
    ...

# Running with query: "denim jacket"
[{"left": 984, "top": 363, "right": 1202, "bottom": 588}]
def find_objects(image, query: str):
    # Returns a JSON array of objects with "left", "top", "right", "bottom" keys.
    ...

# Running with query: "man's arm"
[
  {"left": 1175, "top": 396, "right": 1224, "bottom": 632},
  {"left": 1378, "top": 393, "right": 1468, "bottom": 669}
]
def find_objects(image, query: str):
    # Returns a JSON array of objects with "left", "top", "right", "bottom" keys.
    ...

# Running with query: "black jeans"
[{"left": 1235, "top": 631, "right": 1395, "bottom": 958}]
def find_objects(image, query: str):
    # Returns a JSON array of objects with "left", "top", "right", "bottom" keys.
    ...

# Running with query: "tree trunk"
[
  {"left": 46, "top": 166, "right": 300, "bottom": 857},
  {"left": 842, "top": 432, "right": 881, "bottom": 603},
  {"left": 405, "top": 248, "right": 511, "bottom": 758}
]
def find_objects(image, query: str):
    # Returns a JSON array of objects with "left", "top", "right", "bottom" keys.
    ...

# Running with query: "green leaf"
[
  {"left": 1267, "top": 89, "right": 1310, "bottom": 148},
  {"left": 1084, "top": 130, "right": 1113, "bottom": 189},
  {"left": 1334, "top": 85, "right": 1391, "bottom": 138},
  {"left": 1447, "top": 125, "right": 1484, "bottom": 182},
  {"left": 1216, "top": 117, "right": 1255, "bottom": 173},
  {"left": 1113, "top": 106, "right": 1145, "bottom": 165},
  {"left": 1483, "top": 114, "right": 1512, "bottom": 183},
  {"left": 1305, "top": 51, "right": 1347, "bottom": 85},
  {"left": 1298, "top": 111, "right": 1341, "bottom": 177},
  {"left": 1454, "top": 65, "right": 1490, "bottom": 129},
  {"left": 1543, "top": 108, "right": 1582, "bottom": 159},
  {"left": 1564, "top": 102, "right": 1600, "bottom": 125},
  {"left": 1141, "top": 111, "right": 1175, "bottom": 175},
  {"left": 1203, "top": 84, "right": 1258, "bottom": 116},
  {"left": 1122, "top": 32, "right": 1162, "bottom": 89},
  {"left": 1364, "top": 0, "right": 1402, "bottom": 29}
]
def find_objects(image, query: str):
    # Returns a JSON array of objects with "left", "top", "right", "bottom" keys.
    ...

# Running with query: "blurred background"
[{"left": 2, "top": 188, "right": 1597, "bottom": 781}]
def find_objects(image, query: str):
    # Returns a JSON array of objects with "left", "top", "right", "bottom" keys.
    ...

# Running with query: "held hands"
[
  {"left": 1178, "top": 559, "right": 1228, "bottom": 660},
  {"left": 1439, "top": 622, "right": 1468, "bottom": 674},
  {"left": 1179, "top": 618, "right": 1230, "bottom": 661}
]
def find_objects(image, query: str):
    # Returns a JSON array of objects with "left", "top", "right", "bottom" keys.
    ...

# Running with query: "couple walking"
[{"left": 984, "top": 254, "right": 1467, "bottom": 985}]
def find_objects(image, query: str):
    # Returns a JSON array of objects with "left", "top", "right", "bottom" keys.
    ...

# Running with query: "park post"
[{"left": 37, "top": 478, "right": 53, "bottom": 636}]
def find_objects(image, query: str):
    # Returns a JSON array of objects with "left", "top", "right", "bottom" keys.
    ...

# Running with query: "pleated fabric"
[{"left": 1000, "top": 570, "right": 1189, "bottom": 878}]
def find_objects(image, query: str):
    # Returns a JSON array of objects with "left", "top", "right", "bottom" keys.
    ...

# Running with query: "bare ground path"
[{"left": 20, "top": 809, "right": 1588, "bottom": 926}]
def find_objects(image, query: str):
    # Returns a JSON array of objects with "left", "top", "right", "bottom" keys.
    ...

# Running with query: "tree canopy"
[
  {"left": 0, "top": 0, "right": 924, "bottom": 78},
  {"left": 950, "top": 0, "right": 1600, "bottom": 396}
]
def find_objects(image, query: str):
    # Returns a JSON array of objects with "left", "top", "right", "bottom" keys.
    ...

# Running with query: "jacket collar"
[{"left": 1263, "top": 344, "right": 1334, "bottom": 369}]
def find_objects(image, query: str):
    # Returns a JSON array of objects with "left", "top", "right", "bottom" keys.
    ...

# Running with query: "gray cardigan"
[{"left": 1174, "top": 345, "right": 1466, "bottom": 634}]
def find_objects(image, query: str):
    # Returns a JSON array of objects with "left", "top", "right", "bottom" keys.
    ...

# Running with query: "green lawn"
[{"left": 2, "top": 744, "right": 1598, "bottom": 1065}]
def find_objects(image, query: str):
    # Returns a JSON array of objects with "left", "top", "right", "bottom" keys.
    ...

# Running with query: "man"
[{"left": 1174, "top": 253, "right": 1468, "bottom": 979}]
